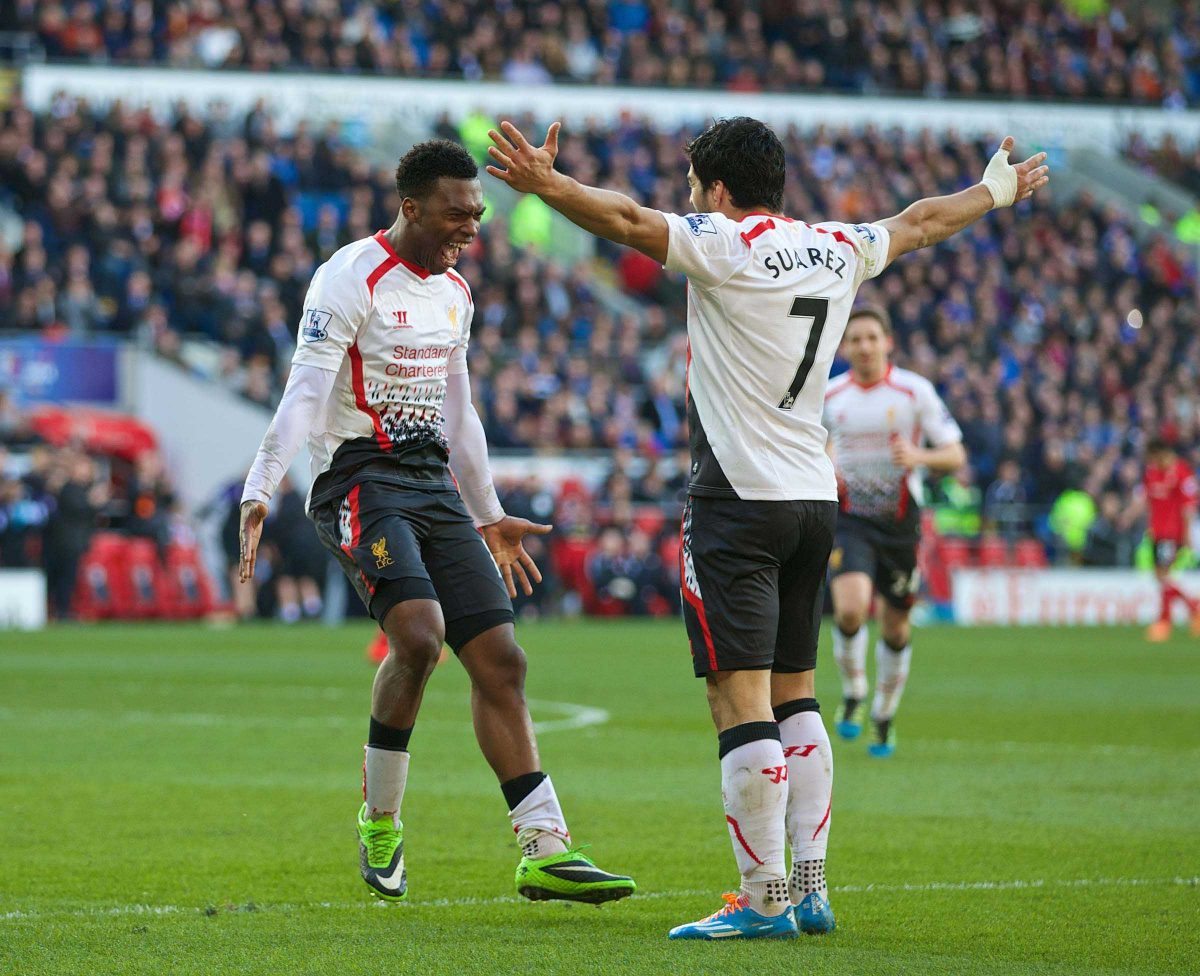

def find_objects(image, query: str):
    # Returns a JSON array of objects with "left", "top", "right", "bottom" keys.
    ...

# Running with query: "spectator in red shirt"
[{"left": 1142, "top": 438, "right": 1200, "bottom": 641}]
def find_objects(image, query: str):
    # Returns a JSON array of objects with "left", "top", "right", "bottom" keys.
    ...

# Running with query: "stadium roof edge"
[{"left": 22, "top": 64, "right": 1200, "bottom": 152}]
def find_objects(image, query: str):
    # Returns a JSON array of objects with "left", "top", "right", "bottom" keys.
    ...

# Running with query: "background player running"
[
  {"left": 238, "top": 140, "right": 634, "bottom": 906},
  {"left": 823, "top": 307, "right": 965, "bottom": 757},
  {"left": 486, "top": 117, "right": 1047, "bottom": 940},
  {"left": 1141, "top": 437, "right": 1200, "bottom": 642}
]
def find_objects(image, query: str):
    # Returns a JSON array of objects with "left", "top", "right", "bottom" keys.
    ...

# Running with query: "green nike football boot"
[
  {"left": 357, "top": 802, "right": 407, "bottom": 901},
  {"left": 515, "top": 847, "right": 636, "bottom": 904}
]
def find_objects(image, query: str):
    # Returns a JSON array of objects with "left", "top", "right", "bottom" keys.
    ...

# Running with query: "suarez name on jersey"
[
  {"left": 662, "top": 211, "right": 891, "bottom": 502},
  {"left": 291, "top": 230, "right": 474, "bottom": 511}
]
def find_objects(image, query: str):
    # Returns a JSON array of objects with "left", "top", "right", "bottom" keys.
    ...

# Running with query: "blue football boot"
[
  {"left": 669, "top": 892, "right": 798, "bottom": 940},
  {"left": 794, "top": 891, "right": 836, "bottom": 934}
]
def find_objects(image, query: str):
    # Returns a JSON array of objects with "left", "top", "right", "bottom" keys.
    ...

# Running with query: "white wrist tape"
[{"left": 980, "top": 145, "right": 1018, "bottom": 209}]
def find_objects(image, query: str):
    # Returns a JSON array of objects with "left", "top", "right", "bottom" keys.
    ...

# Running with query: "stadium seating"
[{"left": 18, "top": 1, "right": 1198, "bottom": 105}]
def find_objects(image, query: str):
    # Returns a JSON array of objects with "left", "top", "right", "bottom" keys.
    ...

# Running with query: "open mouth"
[{"left": 439, "top": 240, "right": 472, "bottom": 267}]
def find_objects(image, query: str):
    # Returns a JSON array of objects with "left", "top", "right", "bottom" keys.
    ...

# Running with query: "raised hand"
[
  {"left": 485, "top": 121, "right": 562, "bottom": 194},
  {"left": 238, "top": 499, "right": 269, "bottom": 582},
  {"left": 480, "top": 515, "right": 554, "bottom": 597},
  {"left": 982, "top": 136, "right": 1049, "bottom": 208}
]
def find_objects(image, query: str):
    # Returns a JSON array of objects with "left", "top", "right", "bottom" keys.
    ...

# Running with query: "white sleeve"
[
  {"left": 448, "top": 296, "right": 473, "bottom": 376},
  {"left": 442, "top": 369, "right": 504, "bottom": 527},
  {"left": 661, "top": 211, "right": 752, "bottom": 289},
  {"left": 291, "top": 260, "right": 368, "bottom": 371},
  {"left": 814, "top": 221, "right": 891, "bottom": 287},
  {"left": 916, "top": 379, "right": 963, "bottom": 447},
  {"left": 241, "top": 364, "right": 337, "bottom": 505}
]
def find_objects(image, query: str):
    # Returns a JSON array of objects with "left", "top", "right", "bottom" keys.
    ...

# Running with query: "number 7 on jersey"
[{"left": 778, "top": 296, "right": 830, "bottom": 410}]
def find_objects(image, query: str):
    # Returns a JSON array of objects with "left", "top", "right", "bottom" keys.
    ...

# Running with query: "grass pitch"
[{"left": 1, "top": 619, "right": 1197, "bottom": 975}]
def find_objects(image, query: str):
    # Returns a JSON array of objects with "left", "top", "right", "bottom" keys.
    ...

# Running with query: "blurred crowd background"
[
  {"left": 15, "top": 0, "right": 1200, "bottom": 105},
  {"left": 2, "top": 0, "right": 1198, "bottom": 620}
]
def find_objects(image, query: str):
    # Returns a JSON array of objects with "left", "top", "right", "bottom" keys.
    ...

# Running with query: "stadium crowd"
[
  {"left": 11, "top": 0, "right": 1200, "bottom": 106},
  {"left": 2, "top": 92, "right": 1197, "bottom": 615}
]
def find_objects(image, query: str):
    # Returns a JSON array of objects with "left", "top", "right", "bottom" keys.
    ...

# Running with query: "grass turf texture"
[{"left": 1, "top": 620, "right": 1197, "bottom": 976}]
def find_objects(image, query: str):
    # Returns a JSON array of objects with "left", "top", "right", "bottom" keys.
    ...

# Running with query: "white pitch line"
[
  {"left": 527, "top": 698, "right": 610, "bottom": 734},
  {"left": 2, "top": 876, "right": 1195, "bottom": 923},
  {"left": 0, "top": 699, "right": 610, "bottom": 736}
]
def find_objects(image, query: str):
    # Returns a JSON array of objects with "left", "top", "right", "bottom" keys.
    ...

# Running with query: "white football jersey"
[
  {"left": 663, "top": 211, "right": 891, "bottom": 501},
  {"left": 823, "top": 365, "right": 962, "bottom": 523},
  {"left": 291, "top": 230, "right": 473, "bottom": 509}
]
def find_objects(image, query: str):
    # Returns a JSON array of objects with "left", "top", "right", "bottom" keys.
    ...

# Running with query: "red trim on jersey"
[
  {"left": 740, "top": 219, "right": 775, "bottom": 246},
  {"left": 896, "top": 476, "right": 911, "bottom": 520},
  {"left": 445, "top": 268, "right": 473, "bottom": 304},
  {"left": 825, "top": 377, "right": 853, "bottom": 402},
  {"left": 348, "top": 342, "right": 392, "bottom": 452},
  {"left": 812, "top": 800, "right": 832, "bottom": 841},
  {"left": 884, "top": 371, "right": 917, "bottom": 400},
  {"left": 739, "top": 211, "right": 794, "bottom": 222},
  {"left": 373, "top": 230, "right": 429, "bottom": 281},
  {"left": 684, "top": 336, "right": 692, "bottom": 405},
  {"left": 802, "top": 222, "right": 854, "bottom": 247},
  {"left": 725, "top": 815, "right": 765, "bottom": 865}
]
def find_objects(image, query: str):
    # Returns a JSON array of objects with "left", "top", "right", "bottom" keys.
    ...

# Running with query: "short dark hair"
[
  {"left": 685, "top": 117, "right": 786, "bottom": 213},
  {"left": 394, "top": 140, "right": 478, "bottom": 200},
  {"left": 847, "top": 304, "right": 893, "bottom": 336},
  {"left": 1145, "top": 437, "right": 1171, "bottom": 456}
]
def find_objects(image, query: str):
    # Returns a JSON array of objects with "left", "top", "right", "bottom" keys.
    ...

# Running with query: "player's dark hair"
[
  {"left": 394, "top": 140, "right": 478, "bottom": 200},
  {"left": 848, "top": 304, "right": 893, "bottom": 336},
  {"left": 685, "top": 117, "right": 785, "bottom": 213},
  {"left": 1145, "top": 436, "right": 1171, "bottom": 456}
]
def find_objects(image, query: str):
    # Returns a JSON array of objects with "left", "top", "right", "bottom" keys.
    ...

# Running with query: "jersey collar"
[
  {"left": 849, "top": 363, "right": 893, "bottom": 390},
  {"left": 374, "top": 230, "right": 430, "bottom": 280}
]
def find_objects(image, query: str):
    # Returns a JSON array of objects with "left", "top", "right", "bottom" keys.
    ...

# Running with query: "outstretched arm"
[
  {"left": 486, "top": 121, "right": 669, "bottom": 263},
  {"left": 442, "top": 370, "right": 552, "bottom": 597},
  {"left": 880, "top": 136, "right": 1049, "bottom": 265}
]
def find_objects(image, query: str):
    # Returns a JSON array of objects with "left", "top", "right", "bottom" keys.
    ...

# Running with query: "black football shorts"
[
  {"left": 679, "top": 495, "right": 837, "bottom": 677},
  {"left": 310, "top": 481, "right": 512, "bottom": 651},
  {"left": 829, "top": 513, "right": 920, "bottom": 610}
]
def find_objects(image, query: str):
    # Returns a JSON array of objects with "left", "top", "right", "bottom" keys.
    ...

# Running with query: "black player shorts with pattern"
[
  {"left": 679, "top": 495, "right": 837, "bottom": 677},
  {"left": 309, "top": 481, "right": 513, "bottom": 652},
  {"left": 829, "top": 513, "right": 920, "bottom": 610}
]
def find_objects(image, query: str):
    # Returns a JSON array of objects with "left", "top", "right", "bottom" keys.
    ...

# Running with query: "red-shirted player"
[{"left": 1143, "top": 438, "right": 1200, "bottom": 641}]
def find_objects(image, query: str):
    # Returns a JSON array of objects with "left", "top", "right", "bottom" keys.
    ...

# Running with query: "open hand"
[
  {"left": 982, "top": 136, "right": 1049, "bottom": 207},
  {"left": 238, "top": 500, "right": 269, "bottom": 582},
  {"left": 485, "top": 121, "right": 561, "bottom": 195},
  {"left": 481, "top": 515, "right": 553, "bottom": 597}
]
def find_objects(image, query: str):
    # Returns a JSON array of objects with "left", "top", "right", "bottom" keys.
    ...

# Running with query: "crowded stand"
[
  {"left": 13, "top": 0, "right": 1200, "bottom": 106},
  {"left": 1, "top": 90, "right": 1197, "bottom": 618}
]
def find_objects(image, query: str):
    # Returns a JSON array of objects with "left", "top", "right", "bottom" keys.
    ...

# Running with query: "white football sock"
[
  {"left": 509, "top": 775, "right": 570, "bottom": 858},
  {"left": 871, "top": 637, "right": 912, "bottom": 721},
  {"left": 832, "top": 625, "right": 869, "bottom": 701},
  {"left": 720, "top": 733, "right": 790, "bottom": 917},
  {"left": 364, "top": 746, "right": 409, "bottom": 828},
  {"left": 778, "top": 708, "right": 833, "bottom": 903}
]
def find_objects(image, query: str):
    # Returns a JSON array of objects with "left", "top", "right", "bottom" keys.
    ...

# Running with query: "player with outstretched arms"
[
  {"left": 1141, "top": 437, "right": 1200, "bottom": 642},
  {"left": 238, "top": 141, "right": 635, "bottom": 906},
  {"left": 487, "top": 117, "right": 1047, "bottom": 939},
  {"left": 823, "top": 306, "right": 966, "bottom": 757}
]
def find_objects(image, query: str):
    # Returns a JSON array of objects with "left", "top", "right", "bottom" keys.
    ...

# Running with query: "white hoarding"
[
  {"left": 0, "top": 570, "right": 47, "bottom": 631},
  {"left": 952, "top": 569, "right": 1200, "bottom": 626},
  {"left": 23, "top": 64, "right": 1200, "bottom": 151}
]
